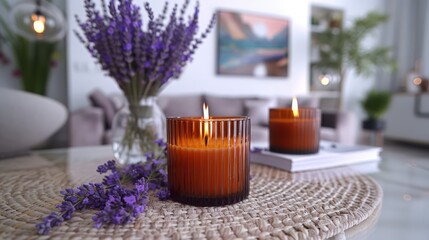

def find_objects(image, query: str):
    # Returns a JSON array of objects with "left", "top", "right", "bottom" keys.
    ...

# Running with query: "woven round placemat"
[{"left": 0, "top": 163, "right": 382, "bottom": 239}]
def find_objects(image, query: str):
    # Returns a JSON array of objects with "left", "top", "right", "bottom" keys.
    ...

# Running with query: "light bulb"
[
  {"left": 31, "top": 13, "right": 45, "bottom": 34},
  {"left": 319, "top": 74, "right": 331, "bottom": 86},
  {"left": 413, "top": 77, "right": 422, "bottom": 85}
]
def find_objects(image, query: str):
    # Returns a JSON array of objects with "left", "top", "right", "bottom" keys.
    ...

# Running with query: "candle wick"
[{"left": 204, "top": 135, "right": 208, "bottom": 147}]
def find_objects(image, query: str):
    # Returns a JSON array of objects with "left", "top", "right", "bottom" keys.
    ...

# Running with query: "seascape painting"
[{"left": 217, "top": 10, "right": 289, "bottom": 77}]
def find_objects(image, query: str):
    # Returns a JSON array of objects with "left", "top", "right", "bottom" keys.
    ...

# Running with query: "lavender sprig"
[
  {"left": 75, "top": 0, "right": 215, "bottom": 105},
  {"left": 36, "top": 139, "right": 170, "bottom": 235},
  {"left": 92, "top": 178, "right": 149, "bottom": 228}
]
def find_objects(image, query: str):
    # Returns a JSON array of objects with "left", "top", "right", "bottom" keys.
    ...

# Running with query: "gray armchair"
[{"left": 0, "top": 88, "right": 67, "bottom": 154}]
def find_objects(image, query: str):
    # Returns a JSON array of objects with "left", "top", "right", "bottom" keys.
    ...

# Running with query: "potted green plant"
[
  {"left": 314, "top": 12, "right": 396, "bottom": 109},
  {"left": 361, "top": 90, "right": 391, "bottom": 131}
]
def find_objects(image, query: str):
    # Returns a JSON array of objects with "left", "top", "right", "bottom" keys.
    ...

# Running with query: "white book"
[{"left": 251, "top": 141, "right": 382, "bottom": 172}]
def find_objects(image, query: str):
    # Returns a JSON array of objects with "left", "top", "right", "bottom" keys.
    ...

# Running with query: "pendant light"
[{"left": 9, "top": 0, "right": 66, "bottom": 42}]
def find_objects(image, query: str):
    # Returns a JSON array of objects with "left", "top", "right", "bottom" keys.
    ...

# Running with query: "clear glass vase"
[{"left": 111, "top": 96, "right": 166, "bottom": 165}]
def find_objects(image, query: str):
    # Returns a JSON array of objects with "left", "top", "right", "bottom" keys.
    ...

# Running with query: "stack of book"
[{"left": 251, "top": 141, "right": 382, "bottom": 172}]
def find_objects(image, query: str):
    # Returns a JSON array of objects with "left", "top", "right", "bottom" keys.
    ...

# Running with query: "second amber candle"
[
  {"left": 167, "top": 116, "right": 250, "bottom": 206},
  {"left": 269, "top": 108, "right": 321, "bottom": 154}
]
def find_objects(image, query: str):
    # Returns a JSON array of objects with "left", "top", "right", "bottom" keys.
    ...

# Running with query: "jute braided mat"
[{"left": 0, "top": 160, "right": 382, "bottom": 239}]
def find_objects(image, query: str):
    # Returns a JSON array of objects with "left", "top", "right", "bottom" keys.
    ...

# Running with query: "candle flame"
[
  {"left": 203, "top": 103, "right": 209, "bottom": 146},
  {"left": 203, "top": 103, "right": 209, "bottom": 120},
  {"left": 292, "top": 97, "right": 299, "bottom": 117}
]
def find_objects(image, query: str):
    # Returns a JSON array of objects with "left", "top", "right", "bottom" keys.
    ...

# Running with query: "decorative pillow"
[
  {"left": 157, "top": 95, "right": 203, "bottom": 117},
  {"left": 244, "top": 98, "right": 277, "bottom": 126},
  {"left": 108, "top": 93, "right": 126, "bottom": 112},
  {"left": 277, "top": 96, "right": 318, "bottom": 108},
  {"left": 298, "top": 96, "right": 319, "bottom": 108},
  {"left": 204, "top": 95, "right": 248, "bottom": 116},
  {"left": 277, "top": 97, "right": 292, "bottom": 108},
  {"left": 88, "top": 89, "right": 116, "bottom": 128}
]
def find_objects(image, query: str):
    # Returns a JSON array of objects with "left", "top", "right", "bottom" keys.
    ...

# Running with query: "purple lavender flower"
[
  {"left": 56, "top": 201, "right": 74, "bottom": 220},
  {"left": 75, "top": 0, "right": 215, "bottom": 104},
  {"left": 135, "top": 178, "right": 147, "bottom": 194},
  {"left": 158, "top": 168, "right": 168, "bottom": 186},
  {"left": 124, "top": 163, "right": 146, "bottom": 182},
  {"left": 36, "top": 143, "right": 169, "bottom": 235},
  {"left": 102, "top": 170, "right": 120, "bottom": 186},
  {"left": 141, "top": 153, "right": 168, "bottom": 190},
  {"left": 124, "top": 195, "right": 136, "bottom": 206},
  {"left": 157, "top": 188, "right": 170, "bottom": 201},
  {"left": 251, "top": 147, "right": 265, "bottom": 153},
  {"left": 155, "top": 138, "right": 167, "bottom": 148},
  {"left": 93, "top": 180, "right": 148, "bottom": 228},
  {"left": 97, "top": 160, "right": 117, "bottom": 173},
  {"left": 35, "top": 212, "right": 63, "bottom": 235}
]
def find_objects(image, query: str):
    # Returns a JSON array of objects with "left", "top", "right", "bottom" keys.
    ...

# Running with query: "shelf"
[{"left": 309, "top": 5, "right": 344, "bottom": 92}]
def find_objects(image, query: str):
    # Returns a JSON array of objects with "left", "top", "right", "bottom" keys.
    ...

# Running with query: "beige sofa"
[{"left": 69, "top": 90, "right": 357, "bottom": 146}]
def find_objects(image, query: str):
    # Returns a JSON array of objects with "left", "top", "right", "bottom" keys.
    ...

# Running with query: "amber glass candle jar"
[
  {"left": 269, "top": 108, "right": 321, "bottom": 154},
  {"left": 167, "top": 116, "right": 250, "bottom": 206}
]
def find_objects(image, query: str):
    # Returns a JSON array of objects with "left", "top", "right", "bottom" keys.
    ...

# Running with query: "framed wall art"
[{"left": 216, "top": 10, "right": 290, "bottom": 78}]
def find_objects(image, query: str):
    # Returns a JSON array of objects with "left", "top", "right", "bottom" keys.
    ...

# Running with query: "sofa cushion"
[
  {"left": 205, "top": 95, "right": 250, "bottom": 116},
  {"left": 244, "top": 98, "right": 277, "bottom": 126},
  {"left": 158, "top": 95, "right": 203, "bottom": 117},
  {"left": 109, "top": 93, "right": 126, "bottom": 112},
  {"left": 277, "top": 96, "right": 319, "bottom": 108},
  {"left": 89, "top": 89, "right": 116, "bottom": 128},
  {"left": 251, "top": 125, "right": 269, "bottom": 143},
  {"left": 69, "top": 107, "right": 104, "bottom": 146}
]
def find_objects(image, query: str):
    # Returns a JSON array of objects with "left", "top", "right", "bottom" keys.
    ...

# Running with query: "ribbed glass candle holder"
[
  {"left": 269, "top": 108, "right": 321, "bottom": 154},
  {"left": 167, "top": 116, "right": 250, "bottom": 206}
]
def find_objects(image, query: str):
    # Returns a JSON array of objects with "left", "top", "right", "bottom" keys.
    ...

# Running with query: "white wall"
[
  {"left": 67, "top": 0, "right": 309, "bottom": 111},
  {"left": 67, "top": 0, "right": 385, "bottom": 112},
  {"left": 422, "top": 1, "right": 429, "bottom": 76},
  {"left": 0, "top": 0, "right": 386, "bottom": 112}
]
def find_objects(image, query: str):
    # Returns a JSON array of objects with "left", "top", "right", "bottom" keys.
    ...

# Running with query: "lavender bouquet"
[{"left": 75, "top": 0, "right": 215, "bottom": 163}]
